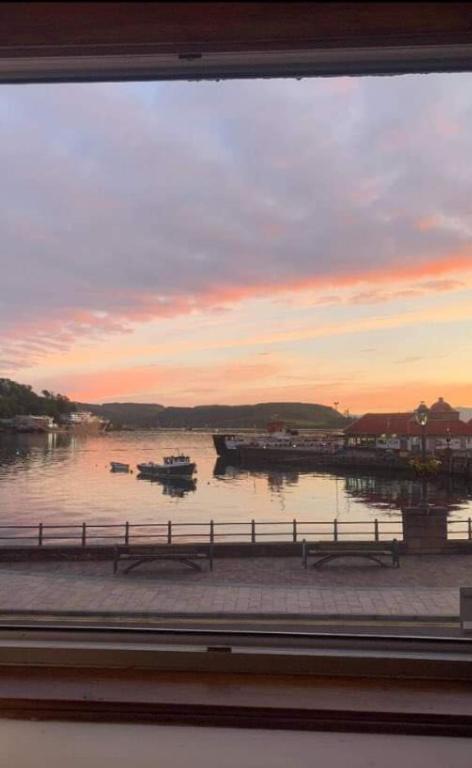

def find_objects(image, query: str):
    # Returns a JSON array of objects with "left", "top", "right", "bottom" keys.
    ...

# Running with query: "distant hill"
[
  {"left": 80, "top": 401, "right": 348, "bottom": 430},
  {"left": 79, "top": 402, "right": 165, "bottom": 429}
]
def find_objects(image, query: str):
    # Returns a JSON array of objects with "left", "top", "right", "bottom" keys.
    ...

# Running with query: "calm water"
[{"left": 0, "top": 431, "right": 471, "bottom": 539}]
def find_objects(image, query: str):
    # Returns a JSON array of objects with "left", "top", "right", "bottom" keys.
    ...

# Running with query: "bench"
[
  {"left": 113, "top": 544, "right": 213, "bottom": 575},
  {"left": 302, "top": 539, "right": 400, "bottom": 569}
]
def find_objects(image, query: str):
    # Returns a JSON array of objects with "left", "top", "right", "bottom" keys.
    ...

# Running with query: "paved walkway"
[{"left": 0, "top": 555, "right": 466, "bottom": 617}]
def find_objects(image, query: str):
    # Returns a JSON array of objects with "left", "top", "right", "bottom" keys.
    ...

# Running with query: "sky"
[{"left": 0, "top": 72, "right": 471, "bottom": 413}]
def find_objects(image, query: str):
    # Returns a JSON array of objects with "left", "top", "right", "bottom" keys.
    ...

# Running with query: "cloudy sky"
[{"left": 0, "top": 72, "right": 471, "bottom": 412}]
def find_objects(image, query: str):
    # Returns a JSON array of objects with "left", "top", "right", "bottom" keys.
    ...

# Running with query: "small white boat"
[
  {"left": 110, "top": 462, "right": 130, "bottom": 472},
  {"left": 137, "top": 455, "right": 196, "bottom": 478}
]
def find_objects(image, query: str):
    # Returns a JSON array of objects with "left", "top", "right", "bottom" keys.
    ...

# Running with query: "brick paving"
[{"left": 0, "top": 554, "right": 468, "bottom": 617}]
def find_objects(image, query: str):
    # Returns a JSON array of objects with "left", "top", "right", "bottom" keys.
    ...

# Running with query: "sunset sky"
[{"left": 0, "top": 72, "right": 471, "bottom": 413}]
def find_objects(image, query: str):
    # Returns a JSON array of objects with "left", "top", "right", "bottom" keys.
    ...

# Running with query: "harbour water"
[{"left": 0, "top": 431, "right": 471, "bottom": 535}]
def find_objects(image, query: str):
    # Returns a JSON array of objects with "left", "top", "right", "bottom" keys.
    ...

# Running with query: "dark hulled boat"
[{"left": 137, "top": 455, "right": 196, "bottom": 478}]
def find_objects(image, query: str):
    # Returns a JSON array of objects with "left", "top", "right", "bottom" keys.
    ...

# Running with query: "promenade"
[{"left": 0, "top": 553, "right": 467, "bottom": 619}]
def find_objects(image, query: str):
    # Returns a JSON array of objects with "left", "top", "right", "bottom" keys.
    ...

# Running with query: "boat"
[
  {"left": 110, "top": 462, "right": 130, "bottom": 472},
  {"left": 213, "top": 425, "right": 345, "bottom": 465},
  {"left": 62, "top": 411, "right": 109, "bottom": 435},
  {"left": 213, "top": 431, "right": 343, "bottom": 457},
  {"left": 136, "top": 455, "right": 196, "bottom": 478}
]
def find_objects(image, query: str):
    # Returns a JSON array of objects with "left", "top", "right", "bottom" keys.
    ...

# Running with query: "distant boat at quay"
[
  {"left": 213, "top": 425, "right": 344, "bottom": 462},
  {"left": 62, "top": 411, "right": 109, "bottom": 434}
]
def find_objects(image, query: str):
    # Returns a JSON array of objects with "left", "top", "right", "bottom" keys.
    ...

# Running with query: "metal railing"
[
  {"left": 0, "top": 517, "right": 471, "bottom": 547},
  {"left": 0, "top": 518, "right": 405, "bottom": 547},
  {"left": 446, "top": 518, "right": 472, "bottom": 540}
]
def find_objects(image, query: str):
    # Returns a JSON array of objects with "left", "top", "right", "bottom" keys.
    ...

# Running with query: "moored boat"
[
  {"left": 137, "top": 455, "right": 196, "bottom": 478},
  {"left": 213, "top": 427, "right": 344, "bottom": 462},
  {"left": 110, "top": 462, "right": 130, "bottom": 472},
  {"left": 63, "top": 411, "right": 109, "bottom": 434}
]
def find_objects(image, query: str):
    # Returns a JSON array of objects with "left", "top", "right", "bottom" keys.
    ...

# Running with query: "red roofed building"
[
  {"left": 344, "top": 398, "right": 472, "bottom": 453},
  {"left": 267, "top": 420, "right": 286, "bottom": 434}
]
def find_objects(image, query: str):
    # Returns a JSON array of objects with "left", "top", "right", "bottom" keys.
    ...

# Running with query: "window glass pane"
[{"left": 0, "top": 73, "right": 471, "bottom": 637}]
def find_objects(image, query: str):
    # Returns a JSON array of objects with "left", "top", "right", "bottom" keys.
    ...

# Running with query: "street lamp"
[
  {"left": 415, "top": 401, "right": 429, "bottom": 461},
  {"left": 446, "top": 427, "right": 451, "bottom": 452},
  {"left": 415, "top": 402, "right": 430, "bottom": 512},
  {"left": 445, "top": 426, "right": 452, "bottom": 472}
]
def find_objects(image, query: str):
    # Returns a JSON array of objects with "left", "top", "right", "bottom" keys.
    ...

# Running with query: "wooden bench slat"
[
  {"left": 120, "top": 556, "right": 207, "bottom": 559},
  {"left": 305, "top": 549, "right": 392, "bottom": 555},
  {"left": 302, "top": 539, "right": 400, "bottom": 569},
  {"left": 113, "top": 545, "right": 213, "bottom": 575}
]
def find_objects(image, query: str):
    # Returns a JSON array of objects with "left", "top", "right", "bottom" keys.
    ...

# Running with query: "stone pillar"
[{"left": 402, "top": 506, "right": 448, "bottom": 553}]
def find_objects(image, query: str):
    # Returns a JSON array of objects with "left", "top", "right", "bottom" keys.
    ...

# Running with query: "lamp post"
[
  {"left": 446, "top": 427, "right": 451, "bottom": 453},
  {"left": 415, "top": 402, "right": 430, "bottom": 511},
  {"left": 446, "top": 426, "right": 452, "bottom": 474},
  {"left": 415, "top": 401, "right": 429, "bottom": 462}
]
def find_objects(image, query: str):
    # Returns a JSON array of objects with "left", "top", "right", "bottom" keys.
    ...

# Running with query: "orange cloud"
[
  {"left": 192, "top": 248, "right": 472, "bottom": 310},
  {"left": 3, "top": 247, "right": 472, "bottom": 375},
  {"left": 24, "top": 292, "right": 472, "bottom": 382},
  {"left": 61, "top": 359, "right": 280, "bottom": 403},
  {"left": 416, "top": 215, "right": 442, "bottom": 231},
  {"left": 225, "top": 299, "right": 472, "bottom": 351}
]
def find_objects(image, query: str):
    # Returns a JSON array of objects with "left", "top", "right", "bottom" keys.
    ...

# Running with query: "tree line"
[{"left": 0, "top": 379, "right": 76, "bottom": 421}]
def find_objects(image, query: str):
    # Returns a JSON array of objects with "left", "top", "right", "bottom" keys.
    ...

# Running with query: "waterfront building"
[
  {"left": 344, "top": 398, "right": 472, "bottom": 454},
  {"left": 14, "top": 414, "right": 56, "bottom": 432}
]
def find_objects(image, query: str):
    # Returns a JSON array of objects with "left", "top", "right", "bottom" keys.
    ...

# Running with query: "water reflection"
[
  {"left": 137, "top": 473, "right": 197, "bottom": 498},
  {"left": 213, "top": 458, "right": 472, "bottom": 515},
  {"left": 0, "top": 431, "right": 471, "bottom": 526},
  {"left": 214, "top": 457, "right": 303, "bottom": 488},
  {"left": 0, "top": 431, "right": 75, "bottom": 468},
  {"left": 343, "top": 472, "right": 470, "bottom": 514}
]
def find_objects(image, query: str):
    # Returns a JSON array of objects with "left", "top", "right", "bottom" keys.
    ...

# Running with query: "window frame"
[{"left": 1, "top": 2, "right": 472, "bottom": 734}]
